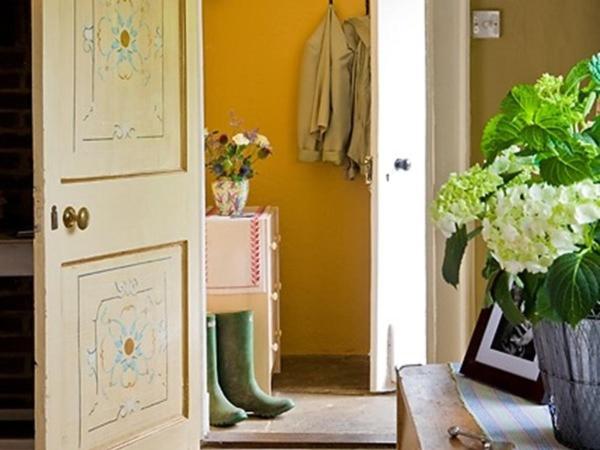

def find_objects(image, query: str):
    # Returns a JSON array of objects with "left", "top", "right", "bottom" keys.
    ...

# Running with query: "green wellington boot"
[
  {"left": 216, "top": 311, "right": 295, "bottom": 418},
  {"left": 206, "top": 314, "right": 248, "bottom": 427}
]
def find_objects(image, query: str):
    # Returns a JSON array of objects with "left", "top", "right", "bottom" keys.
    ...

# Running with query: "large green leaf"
[
  {"left": 584, "top": 116, "right": 600, "bottom": 146},
  {"left": 564, "top": 59, "right": 591, "bottom": 93},
  {"left": 491, "top": 271, "right": 527, "bottom": 325},
  {"left": 546, "top": 251, "right": 600, "bottom": 326},
  {"left": 535, "top": 104, "right": 575, "bottom": 135},
  {"left": 442, "top": 226, "right": 481, "bottom": 288},
  {"left": 539, "top": 155, "right": 592, "bottom": 185},
  {"left": 501, "top": 85, "right": 540, "bottom": 121},
  {"left": 534, "top": 283, "right": 562, "bottom": 324},
  {"left": 481, "top": 114, "right": 524, "bottom": 160}
]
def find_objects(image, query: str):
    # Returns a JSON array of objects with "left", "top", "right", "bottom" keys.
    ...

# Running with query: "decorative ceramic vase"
[
  {"left": 212, "top": 179, "right": 249, "bottom": 216},
  {"left": 533, "top": 319, "right": 600, "bottom": 450}
]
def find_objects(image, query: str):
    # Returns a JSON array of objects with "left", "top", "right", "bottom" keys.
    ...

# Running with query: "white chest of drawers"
[{"left": 205, "top": 206, "right": 282, "bottom": 394}]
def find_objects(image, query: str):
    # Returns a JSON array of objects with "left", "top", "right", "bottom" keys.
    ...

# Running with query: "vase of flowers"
[
  {"left": 433, "top": 54, "right": 600, "bottom": 449},
  {"left": 205, "top": 124, "right": 273, "bottom": 216}
]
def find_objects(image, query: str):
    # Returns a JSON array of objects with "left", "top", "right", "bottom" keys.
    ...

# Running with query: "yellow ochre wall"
[
  {"left": 471, "top": 0, "right": 600, "bottom": 300},
  {"left": 203, "top": 0, "right": 371, "bottom": 355}
]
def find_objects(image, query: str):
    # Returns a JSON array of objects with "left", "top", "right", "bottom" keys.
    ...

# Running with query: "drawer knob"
[
  {"left": 271, "top": 342, "right": 279, "bottom": 352},
  {"left": 270, "top": 242, "right": 279, "bottom": 251},
  {"left": 271, "top": 292, "right": 279, "bottom": 301}
]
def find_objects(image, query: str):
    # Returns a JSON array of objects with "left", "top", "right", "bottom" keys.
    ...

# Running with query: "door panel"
[
  {"left": 32, "top": 0, "right": 204, "bottom": 448},
  {"left": 62, "top": 245, "right": 185, "bottom": 450},
  {"left": 370, "top": 0, "right": 428, "bottom": 391},
  {"left": 69, "top": 0, "right": 185, "bottom": 180}
]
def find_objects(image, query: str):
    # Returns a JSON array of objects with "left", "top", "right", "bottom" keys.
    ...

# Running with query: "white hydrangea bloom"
[
  {"left": 232, "top": 133, "right": 250, "bottom": 147},
  {"left": 488, "top": 145, "right": 538, "bottom": 183},
  {"left": 482, "top": 181, "right": 600, "bottom": 274}
]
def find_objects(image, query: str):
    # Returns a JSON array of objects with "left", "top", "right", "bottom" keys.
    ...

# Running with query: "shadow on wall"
[{"left": 203, "top": 0, "right": 371, "bottom": 355}]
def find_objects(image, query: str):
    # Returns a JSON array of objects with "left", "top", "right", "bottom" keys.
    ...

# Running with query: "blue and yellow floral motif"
[
  {"left": 95, "top": 0, "right": 162, "bottom": 84},
  {"left": 99, "top": 303, "right": 159, "bottom": 389}
]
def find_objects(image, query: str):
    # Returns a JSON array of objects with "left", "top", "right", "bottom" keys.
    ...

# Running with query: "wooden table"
[{"left": 397, "top": 365, "right": 484, "bottom": 450}]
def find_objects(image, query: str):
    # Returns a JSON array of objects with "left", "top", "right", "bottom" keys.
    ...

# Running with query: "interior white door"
[
  {"left": 32, "top": 1, "right": 205, "bottom": 449},
  {"left": 370, "top": 0, "right": 428, "bottom": 392}
]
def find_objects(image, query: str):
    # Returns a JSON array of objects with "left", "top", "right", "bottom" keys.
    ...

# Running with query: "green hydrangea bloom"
[
  {"left": 482, "top": 181, "right": 600, "bottom": 275},
  {"left": 534, "top": 74, "right": 563, "bottom": 102},
  {"left": 432, "top": 165, "right": 503, "bottom": 237}
]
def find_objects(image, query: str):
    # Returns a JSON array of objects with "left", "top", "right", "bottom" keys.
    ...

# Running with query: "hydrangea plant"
[{"left": 433, "top": 54, "right": 600, "bottom": 326}]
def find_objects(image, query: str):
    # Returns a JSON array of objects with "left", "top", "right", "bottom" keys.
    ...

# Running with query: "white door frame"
[
  {"left": 426, "top": 0, "right": 475, "bottom": 363},
  {"left": 369, "top": 0, "right": 473, "bottom": 388}
]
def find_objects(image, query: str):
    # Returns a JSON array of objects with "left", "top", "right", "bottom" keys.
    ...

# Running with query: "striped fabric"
[{"left": 450, "top": 364, "right": 566, "bottom": 450}]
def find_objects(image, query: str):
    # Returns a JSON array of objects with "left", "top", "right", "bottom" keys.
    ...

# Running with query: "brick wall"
[
  {"left": 0, "top": 0, "right": 32, "bottom": 233},
  {"left": 0, "top": 0, "right": 34, "bottom": 413}
]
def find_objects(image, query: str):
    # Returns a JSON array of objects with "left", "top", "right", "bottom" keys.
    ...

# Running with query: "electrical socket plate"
[{"left": 472, "top": 10, "right": 501, "bottom": 39}]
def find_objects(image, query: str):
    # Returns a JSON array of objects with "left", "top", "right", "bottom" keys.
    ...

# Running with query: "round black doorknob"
[{"left": 394, "top": 158, "right": 412, "bottom": 171}]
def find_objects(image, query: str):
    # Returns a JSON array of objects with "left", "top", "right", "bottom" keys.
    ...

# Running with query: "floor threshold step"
[{"left": 203, "top": 432, "right": 396, "bottom": 449}]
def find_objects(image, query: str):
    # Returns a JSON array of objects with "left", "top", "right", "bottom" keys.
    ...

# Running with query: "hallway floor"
[{"left": 205, "top": 356, "right": 396, "bottom": 448}]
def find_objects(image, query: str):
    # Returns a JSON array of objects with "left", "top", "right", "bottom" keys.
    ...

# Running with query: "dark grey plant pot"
[{"left": 533, "top": 319, "right": 600, "bottom": 450}]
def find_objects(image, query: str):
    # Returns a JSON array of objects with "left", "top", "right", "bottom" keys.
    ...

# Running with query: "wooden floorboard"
[
  {"left": 202, "top": 432, "right": 396, "bottom": 448},
  {"left": 0, "top": 440, "right": 33, "bottom": 450}
]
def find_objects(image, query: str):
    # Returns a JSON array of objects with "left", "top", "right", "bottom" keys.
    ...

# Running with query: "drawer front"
[{"left": 206, "top": 211, "right": 269, "bottom": 294}]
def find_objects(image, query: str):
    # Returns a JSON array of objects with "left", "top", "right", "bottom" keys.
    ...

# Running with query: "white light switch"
[{"left": 472, "top": 10, "right": 501, "bottom": 39}]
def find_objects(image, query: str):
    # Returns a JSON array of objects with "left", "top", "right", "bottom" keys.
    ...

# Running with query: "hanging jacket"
[
  {"left": 343, "top": 16, "right": 371, "bottom": 178},
  {"left": 297, "top": 6, "right": 353, "bottom": 165}
]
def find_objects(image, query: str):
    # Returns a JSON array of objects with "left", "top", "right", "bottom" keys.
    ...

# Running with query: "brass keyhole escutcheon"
[{"left": 63, "top": 206, "right": 90, "bottom": 231}]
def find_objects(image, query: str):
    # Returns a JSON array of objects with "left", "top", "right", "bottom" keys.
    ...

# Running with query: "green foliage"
[
  {"left": 564, "top": 59, "right": 591, "bottom": 93},
  {"left": 442, "top": 226, "right": 481, "bottom": 288},
  {"left": 539, "top": 155, "right": 592, "bottom": 185},
  {"left": 481, "top": 59, "right": 600, "bottom": 172},
  {"left": 433, "top": 53, "right": 600, "bottom": 327},
  {"left": 491, "top": 272, "right": 527, "bottom": 325},
  {"left": 545, "top": 251, "right": 600, "bottom": 326}
]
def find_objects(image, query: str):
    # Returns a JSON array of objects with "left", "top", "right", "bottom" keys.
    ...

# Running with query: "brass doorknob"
[
  {"left": 77, "top": 207, "right": 90, "bottom": 230},
  {"left": 63, "top": 206, "right": 90, "bottom": 230}
]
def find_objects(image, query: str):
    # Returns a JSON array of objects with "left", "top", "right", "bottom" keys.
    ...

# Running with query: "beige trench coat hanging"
[
  {"left": 297, "top": 6, "right": 353, "bottom": 165},
  {"left": 343, "top": 16, "right": 371, "bottom": 177}
]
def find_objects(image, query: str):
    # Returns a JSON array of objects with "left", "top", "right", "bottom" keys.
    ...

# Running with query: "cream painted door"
[
  {"left": 32, "top": 1, "right": 204, "bottom": 449},
  {"left": 370, "top": 0, "right": 428, "bottom": 391}
]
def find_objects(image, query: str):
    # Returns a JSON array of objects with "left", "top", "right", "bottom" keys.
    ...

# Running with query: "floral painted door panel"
[
  {"left": 34, "top": 0, "right": 203, "bottom": 449},
  {"left": 62, "top": 246, "right": 183, "bottom": 450},
  {"left": 69, "top": 0, "right": 184, "bottom": 179}
]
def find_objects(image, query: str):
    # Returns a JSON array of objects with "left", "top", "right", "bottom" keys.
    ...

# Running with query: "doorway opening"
[{"left": 200, "top": 0, "right": 397, "bottom": 446}]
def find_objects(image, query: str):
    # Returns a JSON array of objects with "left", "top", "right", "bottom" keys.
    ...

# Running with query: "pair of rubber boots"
[{"left": 207, "top": 310, "right": 295, "bottom": 427}]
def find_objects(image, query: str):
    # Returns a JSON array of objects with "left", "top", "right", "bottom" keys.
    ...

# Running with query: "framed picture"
[{"left": 460, "top": 304, "right": 545, "bottom": 404}]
